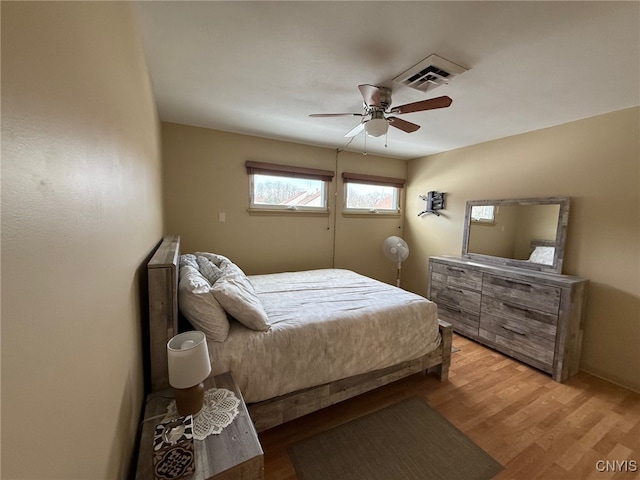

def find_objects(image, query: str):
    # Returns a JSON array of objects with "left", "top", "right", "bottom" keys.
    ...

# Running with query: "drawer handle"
[
  {"left": 447, "top": 267, "right": 465, "bottom": 273},
  {"left": 503, "top": 302, "right": 532, "bottom": 314},
  {"left": 504, "top": 279, "right": 532, "bottom": 288},
  {"left": 445, "top": 306, "right": 463, "bottom": 314},
  {"left": 448, "top": 288, "right": 465, "bottom": 294},
  {"left": 501, "top": 324, "right": 527, "bottom": 336}
]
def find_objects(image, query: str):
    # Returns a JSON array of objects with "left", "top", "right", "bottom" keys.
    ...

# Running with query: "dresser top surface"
[{"left": 430, "top": 255, "right": 588, "bottom": 286}]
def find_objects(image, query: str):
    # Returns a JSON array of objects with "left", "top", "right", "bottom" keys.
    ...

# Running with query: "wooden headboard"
[
  {"left": 530, "top": 239, "right": 555, "bottom": 252},
  {"left": 147, "top": 235, "right": 180, "bottom": 392}
]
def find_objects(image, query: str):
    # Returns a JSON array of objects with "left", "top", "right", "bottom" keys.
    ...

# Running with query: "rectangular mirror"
[{"left": 462, "top": 197, "right": 570, "bottom": 274}]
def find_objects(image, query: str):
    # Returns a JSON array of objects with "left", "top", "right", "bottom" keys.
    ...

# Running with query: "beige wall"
[
  {"left": 468, "top": 205, "right": 520, "bottom": 258},
  {"left": 162, "top": 122, "right": 407, "bottom": 284},
  {"left": 513, "top": 204, "right": 559, "bottom": 259},
  {"left": 1, "top": 2, "right": 163, "bottom": 478},
  {"left": 405, "top": 107, "right": 640, "bottom": 392}
]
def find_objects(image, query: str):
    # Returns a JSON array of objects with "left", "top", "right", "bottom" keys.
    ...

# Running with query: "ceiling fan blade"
[
  {"left": 389, "top": 96, "right": 452, "bottom": 114},
  {"left": 358, "top": 84, "right": 383, "bottom": 108},
  {"left": 344, "top": 122, "right": 365, "bottom": 138},
  {"left": 309, "top": 113, "right": 364, "bottom": 118},
  {"left": 388, "top": 117, "right": 421, "bottom": 133}
]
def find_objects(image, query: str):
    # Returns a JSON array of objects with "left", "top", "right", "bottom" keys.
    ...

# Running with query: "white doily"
[{"left": 163, "top": 388, "right": 240, "bottom": 440}]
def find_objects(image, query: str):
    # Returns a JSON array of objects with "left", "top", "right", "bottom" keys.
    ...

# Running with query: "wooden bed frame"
[{"left": 147, "top": 235, "right": 452, "bottom": 432}]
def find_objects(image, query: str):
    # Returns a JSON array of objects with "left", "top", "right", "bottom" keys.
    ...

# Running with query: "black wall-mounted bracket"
[{"left": 418, "top": 191, "right": 445, "bottom": 217}]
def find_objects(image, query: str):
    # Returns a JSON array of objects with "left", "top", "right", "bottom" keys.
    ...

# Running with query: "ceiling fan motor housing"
[
  {"left": 380, "top": 87, "right": 392, "bottom": 108},
  {"left": 370, "top": 86, "right": 391, "bottom": 110}
]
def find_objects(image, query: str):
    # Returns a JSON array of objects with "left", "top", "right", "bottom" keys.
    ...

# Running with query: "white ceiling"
[{"left": 134, "top": 1, "right": 640, "bottom": 160}]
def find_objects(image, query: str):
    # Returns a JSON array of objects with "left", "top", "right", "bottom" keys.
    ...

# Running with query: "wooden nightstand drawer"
[{"left": 136, "top": 372, "right": 263, "bottom": 480}]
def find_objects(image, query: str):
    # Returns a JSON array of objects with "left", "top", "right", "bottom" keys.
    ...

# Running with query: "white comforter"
[{"left": 208, "top": 269, "right": 440, "bottom": 403}]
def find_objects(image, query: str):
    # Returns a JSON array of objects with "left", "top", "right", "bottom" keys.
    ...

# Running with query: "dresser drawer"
[
  {"left": 437, "top": 302, "right": 480, "bottom": 338},
  {"left": 431, "top": 261, "right": 483, "bottom": 292},
  {"left": 430, "top": 284, "right": 481, "bottom": 314},
  {"left": 479, "top": 297, "right": 557, "bottom": 371},
  {"left": 482, "top": 274, "right": 561, "bottom": 314}
]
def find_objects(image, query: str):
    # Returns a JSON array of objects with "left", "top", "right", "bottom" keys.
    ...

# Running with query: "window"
[
  {"left": 342, "top": 172, "right": 404, "bottom": 214},
  {"left": 252, "top": 174, "right": 326, "bottom": 209},
  {"left": 470, "top": 205, "right": 495, "bottom": 223},
  {"left": 246, "top": 161, "right": 333, "bottom": 212}
]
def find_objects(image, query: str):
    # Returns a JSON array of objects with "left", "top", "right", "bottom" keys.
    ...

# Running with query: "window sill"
[
  {"left": 471, "top": 220, "right": 496, "bottom": 225},
  {"left": 342, "top": 211, "right": 401, "bottom": 218},
  {"left": 248, "top": 208, "right": 330, "bottom": 217}
]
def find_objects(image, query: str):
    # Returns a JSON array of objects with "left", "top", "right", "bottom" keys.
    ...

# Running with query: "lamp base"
[{"left": 174, "top": 383, "right": 205, "bottom": 416}]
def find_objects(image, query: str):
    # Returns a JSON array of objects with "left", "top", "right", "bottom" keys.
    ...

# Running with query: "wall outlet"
[{"left": 218, "top": 212, "right": 226, "bottom": 223}]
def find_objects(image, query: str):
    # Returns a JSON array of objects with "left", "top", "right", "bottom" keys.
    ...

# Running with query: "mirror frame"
[{"left": 461, "top": 196, "right": 571, "bottom": 274}]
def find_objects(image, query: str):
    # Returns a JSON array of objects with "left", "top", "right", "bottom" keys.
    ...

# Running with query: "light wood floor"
[{"left": 258, "top": 334, "right": 640, "bottom": 480}]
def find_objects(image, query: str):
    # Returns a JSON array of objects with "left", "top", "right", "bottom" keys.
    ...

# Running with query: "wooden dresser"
[{"left": 427, "top": 256, "right": 588, "bottom": 382}]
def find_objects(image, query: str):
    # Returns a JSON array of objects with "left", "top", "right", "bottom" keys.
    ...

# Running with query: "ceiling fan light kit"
[{"left": 365, "top": 115, "right": 388, "bottom": 137}]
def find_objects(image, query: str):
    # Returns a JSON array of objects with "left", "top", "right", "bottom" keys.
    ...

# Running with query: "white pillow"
[
  {"left": 193, "top": 251, "right": 270, "bottom": 331},
  {"left": 178, "top": 266, "right": 230, "bottom": 342},
  {"left": 195, "top": 251, "right": 231, "bottom": 267},
  {"left": 528, "top": 246, "right": 555, "bottom": 265},
  {"left": 179, "top": 253, "right": 198, "bottom": 270},
  {"left": 211, "top": 274, "right": 270, "bottom": 332},
  {"left": 196, "top": 256, "right": 224, "bottom": 284}
]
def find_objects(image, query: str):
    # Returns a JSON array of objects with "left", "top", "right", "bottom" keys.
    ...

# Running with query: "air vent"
[{"left": 393, "top": 54, "right": 467, "bottom": 92}]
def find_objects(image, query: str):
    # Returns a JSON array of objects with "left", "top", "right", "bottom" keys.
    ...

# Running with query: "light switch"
[{"left": 218, "top": 212, "right": 226, "bottom": 223}]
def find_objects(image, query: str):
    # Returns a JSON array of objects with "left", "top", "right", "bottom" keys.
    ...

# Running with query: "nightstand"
[{"left": 136, "top": 371, "right": 264, "bottom": 480}]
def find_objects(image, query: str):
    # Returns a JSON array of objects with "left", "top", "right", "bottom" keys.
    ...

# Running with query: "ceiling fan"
[{"left": 309, "top": 84, "right": 452, "bottom": 138}]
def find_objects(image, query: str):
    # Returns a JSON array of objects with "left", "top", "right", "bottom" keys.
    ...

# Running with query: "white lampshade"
[
  {"left": 167, "top": 331, "right": 211, "bottom": 389},
  {"left": 365, "top": 118, "right": 388, "bottom": 137}
]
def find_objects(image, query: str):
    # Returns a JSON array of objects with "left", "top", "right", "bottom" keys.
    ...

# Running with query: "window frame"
[
  {"left": 470, "top": 205, "right": 496, "bottom": 223},
  {"left": 246, "top": 161, "right": 334, "bottom": 214},
  {"left": 341, "top": 172, "right": 404, "bottom": 216}
]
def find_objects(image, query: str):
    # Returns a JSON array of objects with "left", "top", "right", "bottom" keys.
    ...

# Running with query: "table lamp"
[{"left": 167, "top": 331, "right": 212, "bottom": 416}]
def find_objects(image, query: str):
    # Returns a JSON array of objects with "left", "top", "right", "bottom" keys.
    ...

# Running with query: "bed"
[{"left": 147, "top": 235, "right": 452, "bottom": 432}]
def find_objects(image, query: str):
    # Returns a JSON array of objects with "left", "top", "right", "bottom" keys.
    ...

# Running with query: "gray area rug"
[{"left": 288, "top": 396, "right": 502, "bottom": 480}]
